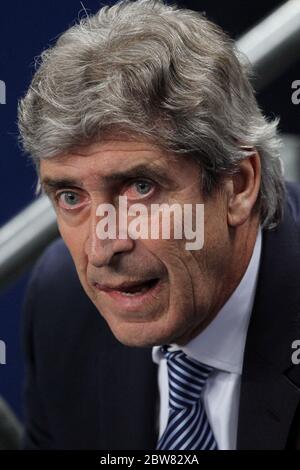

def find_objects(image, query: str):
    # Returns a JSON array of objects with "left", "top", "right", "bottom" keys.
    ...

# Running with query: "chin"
[
  {"left": 104, "top": 315, "right": 186, "bottom": 349},
  {"left": 105, "top": 321, "right": 160, "bottom": 348}
]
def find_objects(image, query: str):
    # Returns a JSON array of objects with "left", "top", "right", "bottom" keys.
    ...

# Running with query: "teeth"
[
  {"left": 122, "top": 286, "right": 149, "bottom": 296},
  {"left": 122, "top": 292, "right": 139, "bottom": 296}
]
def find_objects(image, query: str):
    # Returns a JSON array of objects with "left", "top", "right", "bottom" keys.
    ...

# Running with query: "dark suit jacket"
[{"left": 22, "top": 182, "right": 300, "bottom": 450}]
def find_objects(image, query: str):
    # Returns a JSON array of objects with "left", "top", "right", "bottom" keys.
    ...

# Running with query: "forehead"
[
  {"left": 41, "top": 139, "right": 168, "bottom": 172},
  {"left": 39, "top": 138, "right": 191, "bottom": 187}
]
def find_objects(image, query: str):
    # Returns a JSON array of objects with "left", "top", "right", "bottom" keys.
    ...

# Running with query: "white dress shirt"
[{"left": 152, "top": 228, "right": 262, "bottom": 450}]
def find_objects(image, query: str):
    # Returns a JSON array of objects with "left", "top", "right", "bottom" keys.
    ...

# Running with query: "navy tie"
[{"left": 156, "top": 345, "right": 218, "bottom": 450}]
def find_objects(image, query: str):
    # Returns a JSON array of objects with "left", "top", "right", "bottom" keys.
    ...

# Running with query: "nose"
[{"left": 84, "top": 203, "right": 134, "bottom": 267}]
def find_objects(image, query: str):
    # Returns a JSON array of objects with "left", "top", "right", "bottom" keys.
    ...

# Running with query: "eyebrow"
[
  {"left": 41, "top": 177, "right": 84, "bottom": 195},
  {"left": 41, "top": 163, "right": 173, "bottom": 194}
]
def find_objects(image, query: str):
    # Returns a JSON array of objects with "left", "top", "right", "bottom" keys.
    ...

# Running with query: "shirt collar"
[{"left": 152, "top": 227, "right": 262, "bottom": 374}]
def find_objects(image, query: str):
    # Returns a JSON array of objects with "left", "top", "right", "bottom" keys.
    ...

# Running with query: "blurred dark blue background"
[{"left": 0, "top": 0, "right": 299, "bottom": 421}]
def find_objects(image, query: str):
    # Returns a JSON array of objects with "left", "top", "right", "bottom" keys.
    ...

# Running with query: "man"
[{"left": 18, "top": 0, "right": 300, "bottom": 449}]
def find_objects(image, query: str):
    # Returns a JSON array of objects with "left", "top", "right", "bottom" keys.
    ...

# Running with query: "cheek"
[
  {"left": 149, "top": 239, "right": 197, "bottom": 306},
  {"left": 190, "top": 222, "right": 232, "bottom": 314},
  {"left": 155, "top": 229, "right": 229, "bottom": 321},
  {"left": 203, "top": 214, "right": 231, "bottom": 273},
  {"left": 204, "top": 195, "right": 229, "bottom": 247}
]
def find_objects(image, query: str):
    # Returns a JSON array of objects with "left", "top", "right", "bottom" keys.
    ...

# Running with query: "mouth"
[
  {"left": 94, "top": 277, "right": 162, "bottom": 311},
  {"left": 94, "top": 278, "right": 160, "bottom": 297}
]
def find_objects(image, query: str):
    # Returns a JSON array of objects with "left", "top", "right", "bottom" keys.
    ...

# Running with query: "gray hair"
[{"left": 18, "top": 0, "right": 285, "bottom": 229}]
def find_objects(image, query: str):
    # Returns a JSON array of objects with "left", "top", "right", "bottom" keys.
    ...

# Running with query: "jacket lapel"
[
  {"left": 96, "top": 327, "right": 159, "bottom": 450},
  {"left": 237, "top": 190, "right": 300, "bottom": 449}
]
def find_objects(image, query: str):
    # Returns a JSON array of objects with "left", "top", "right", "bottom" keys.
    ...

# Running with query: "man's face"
[{"left": 40, "top": 138, "right": 238, "bottom": 347}]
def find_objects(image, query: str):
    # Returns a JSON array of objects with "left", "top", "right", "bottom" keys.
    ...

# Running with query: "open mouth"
[
  {"left": 117, "top": 278, "right": 159, "bottom": 296},
  {"left": 95, "top": 278, "right": 160, "bottom": 297}
]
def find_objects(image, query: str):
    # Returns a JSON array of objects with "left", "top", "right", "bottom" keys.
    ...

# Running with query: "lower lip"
[{"left": 95, "top": 280, "right": 162, "bottom": 310}]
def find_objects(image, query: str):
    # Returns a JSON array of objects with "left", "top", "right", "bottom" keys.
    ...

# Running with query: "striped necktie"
[{"left": 156, "top": 345, "right": 218, "bottom": 450}]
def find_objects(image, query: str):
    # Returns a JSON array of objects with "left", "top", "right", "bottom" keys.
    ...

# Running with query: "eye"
[
  {"left": 56, "top": 191, "right": 83, "bottom": 210},
  {"left": 123, "top": 180, "right": 155, "bottom": 200}
]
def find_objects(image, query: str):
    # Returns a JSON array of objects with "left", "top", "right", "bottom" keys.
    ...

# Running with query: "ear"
[{"left": 226, "top": 152, "right": 261, "bottom": 227}]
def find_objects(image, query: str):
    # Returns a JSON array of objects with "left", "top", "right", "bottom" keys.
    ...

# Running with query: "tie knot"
[{"left": 160, "top": 345, "right": 214, "bottom": 410}]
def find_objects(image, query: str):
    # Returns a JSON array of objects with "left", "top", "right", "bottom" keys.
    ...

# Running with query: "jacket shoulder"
[
  {"left": 286, "top": 181, "right": 300, "bottom": 225},
  {"left": 22, "top": 237, "right": 104, "bottom": 355}
]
